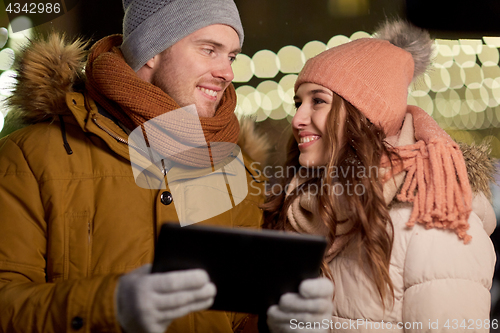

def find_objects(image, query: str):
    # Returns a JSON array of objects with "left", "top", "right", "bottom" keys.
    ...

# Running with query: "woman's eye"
[
  {"left": 294, "top": 101, "right": 302, "bottom": 109},
  {"left": 313, "top": 98, "right": 325, "bottom": 105}
]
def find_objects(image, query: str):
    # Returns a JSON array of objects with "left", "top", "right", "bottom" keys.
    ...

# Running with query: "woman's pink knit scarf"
[{"left": 381, "top": 105, "right": 472, "bottom": 243}]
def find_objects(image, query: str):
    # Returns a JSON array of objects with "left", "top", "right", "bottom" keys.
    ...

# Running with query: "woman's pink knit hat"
[
  {"left": 295, "top": 20, "right": 433, "bottom": 136},
  {"left": 295, "top": 20, "right": 474, "bottom": 243}
]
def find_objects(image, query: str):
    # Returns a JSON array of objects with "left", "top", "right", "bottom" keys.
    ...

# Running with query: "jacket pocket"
[{"left": 64, "top": 211, "right": 92, "bottom": 279}]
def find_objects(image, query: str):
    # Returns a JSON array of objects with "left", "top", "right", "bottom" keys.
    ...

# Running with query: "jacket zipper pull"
[{"left": 59, "top": 115, "right": 73, "bottom": 155}]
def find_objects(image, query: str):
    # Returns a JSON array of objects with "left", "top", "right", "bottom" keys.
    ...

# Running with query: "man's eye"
[
  {"left": 203, "top": 49, "right": 215, "bottom": 55},
  {"left": 294, "top": 102, "right": 302, "bottom": 109},
  {"left": 229, "top": 56, "right": 236, "bottom": 63}
]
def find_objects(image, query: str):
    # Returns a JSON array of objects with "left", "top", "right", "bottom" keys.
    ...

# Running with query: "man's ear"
[
  {"left": 144, "top": 55, "right": 158, "bottom": 69},
  {"left": 137, "top": 55, "right": 159, "bottom": 82}
]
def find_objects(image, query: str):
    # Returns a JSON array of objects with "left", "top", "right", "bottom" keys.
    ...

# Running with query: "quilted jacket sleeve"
[
  {"left": 402, "top": 210, "right": 496, "bottom": 333},
  {"left": 0, "top": 137, "right": 122, "bottom": 333}
]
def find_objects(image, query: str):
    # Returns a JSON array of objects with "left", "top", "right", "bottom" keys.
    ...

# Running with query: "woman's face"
[{"left": 292, "top": 83, "right": 343, "bottom": 167}]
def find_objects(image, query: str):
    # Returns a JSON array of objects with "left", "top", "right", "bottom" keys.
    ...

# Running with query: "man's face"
[{"left": 151, "top": 24, "right": 241, "bottom": 118}]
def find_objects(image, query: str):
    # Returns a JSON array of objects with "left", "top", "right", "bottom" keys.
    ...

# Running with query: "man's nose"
[{"left": 212, "top": 58, "right": 234, "bottom": 82}]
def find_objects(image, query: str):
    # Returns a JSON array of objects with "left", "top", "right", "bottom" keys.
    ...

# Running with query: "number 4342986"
[{"left": 5, "top": 3, "right": 61, "bottom": 14}]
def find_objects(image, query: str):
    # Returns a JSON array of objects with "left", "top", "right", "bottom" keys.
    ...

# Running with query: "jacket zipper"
[{"left": 92, "top": 117, "right": 168, "bottom": 175}]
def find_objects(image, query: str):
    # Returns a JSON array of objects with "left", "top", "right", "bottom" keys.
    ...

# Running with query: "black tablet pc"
[{"left": 152, "top": 223, "right": 327, "bottom": 314}]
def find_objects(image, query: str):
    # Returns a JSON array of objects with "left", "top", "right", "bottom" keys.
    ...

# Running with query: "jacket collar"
[{"left": 65, "top": 92, "right": 168, "bottom": 179}]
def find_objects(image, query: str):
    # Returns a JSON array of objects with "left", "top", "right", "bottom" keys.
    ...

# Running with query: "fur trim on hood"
[
  {"left": 6, "top": 33, "right": 87, "bottom": 124},
  {"left": 460, "top": 140, "right": 497, "bottom": 202},
  {"left": 237, "top": 117, "right": 270, "bottom": 168}
]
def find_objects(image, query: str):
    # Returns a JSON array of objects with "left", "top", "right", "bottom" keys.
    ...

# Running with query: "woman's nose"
[{"left": 291, "top": 105, "right": 310, "bottom": 130}]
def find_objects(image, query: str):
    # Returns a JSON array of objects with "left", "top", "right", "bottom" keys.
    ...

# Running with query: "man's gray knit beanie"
[{"left": 121, "top": 0, "right": 244, "bottom": 72}]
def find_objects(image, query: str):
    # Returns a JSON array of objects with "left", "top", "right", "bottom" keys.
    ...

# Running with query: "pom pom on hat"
[{"left": 374, "top": 19, "right": 434, "bottom": 80}]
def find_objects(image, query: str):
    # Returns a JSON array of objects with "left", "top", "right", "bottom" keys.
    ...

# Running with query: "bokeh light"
[
  {"left": 465, "top": 86, "right": 489, "bottom": 112},
  {"left": 483, "top": 37, "right": 500, "bottom": 48},
  {"left": 460, "top": 39, "right": 482, "bottom": 55},
  {"left": 252, "top": 50, "right": 280, "bottom": 78},
  {"left": 436, "top": 39, "right": 461, "bottom": 56},
  {"left": 278, "top": 74, "right": 298, "bottom": 116},
  {"left": 350, "top": 31, "right": 371, "bottom": 40},
  {"left": 327, "top": 35, "right": 350, "bottom": 48},
  {"left": 0, "top": 27, "right": 8, "bottom": 49},
  {"left": 232, "top": 54, "right": 254, "bottom": 83},
  {"left": 269, "top": 107, "right": 288, "bottom": 120},
  {"left": 463, "top": 64, "right": 484, "bottom": 89},
  {"left": 490, "top": 78, "right": 500, "bottom": 106},
  {"left": 454, "top": 45, "right": 477, "bottom": 68},
  {"left": 277, "top": 46, "right": 305, "bottom": 74},
  {"left": 7, "top": 16, "right": 32, "bottom": 50},
  {"left": 257, "top": 81, "right": 279, "bottom": 107},
  {"left": 447, "top": 62, "right": 466, "bottom": 89},
  {"left": 235, "top": 85, "right": 258, "bottom": 117},
  {"left": 0, "top": 70, "right": 17, "bottom": 97},
  {"left": 0, "top": 96, "right": 4, "bottom": 132},
  {"left": 483, "top": 66, "right": 500, "bottom": 88},
  {"left": 434, "top": 45, "right": 454, "bottom": 68},
  {"left": 429, "top": 67, "right": 451, "bottom": 92},
  {"left": 0, "top": 48, "right": 15, "bottom": 71},
  {"left": 410, "top": 74, "right": 431, "bottom": 96},
  {"left": 408, "top": 94, "right": 433, "bottom": 116},
  {"left": 436, "top": 90, "right": 461, "bottom": 118},
  {"left": 482, "top": 85, "right": 498, "bottom": 108},
  {"left": 302, "top": 41, "right": 327, "bottom": 60},
  {"left": 234, "top": 31, "right": 500, "bottom": 132},
  {"left": 478, "top": 45, "right": 499, "bottom": 67}
]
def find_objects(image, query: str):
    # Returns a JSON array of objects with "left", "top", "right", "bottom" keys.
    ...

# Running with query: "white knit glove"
[
  {"left": 267, "top": 278, "right": 334, "bottom": 333},
  {"left": 116, "top": 264, "right": 216, "bottom": 333}
]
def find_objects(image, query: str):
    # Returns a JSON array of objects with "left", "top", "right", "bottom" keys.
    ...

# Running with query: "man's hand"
[
  {"left": 267, "top": 277, "right": 334, "bottom": 333},
  {"left": 116, "top": 264, "right": 216, "bottom": 333}
]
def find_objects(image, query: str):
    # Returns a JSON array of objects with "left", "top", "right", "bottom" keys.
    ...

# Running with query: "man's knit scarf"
[{"left": 85, "top": 35, "right": 240, "bottom": 168}]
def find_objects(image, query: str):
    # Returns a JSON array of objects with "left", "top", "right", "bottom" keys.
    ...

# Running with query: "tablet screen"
[{"left": 152, "top": 223, "right": 327, "bottom": 314}]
